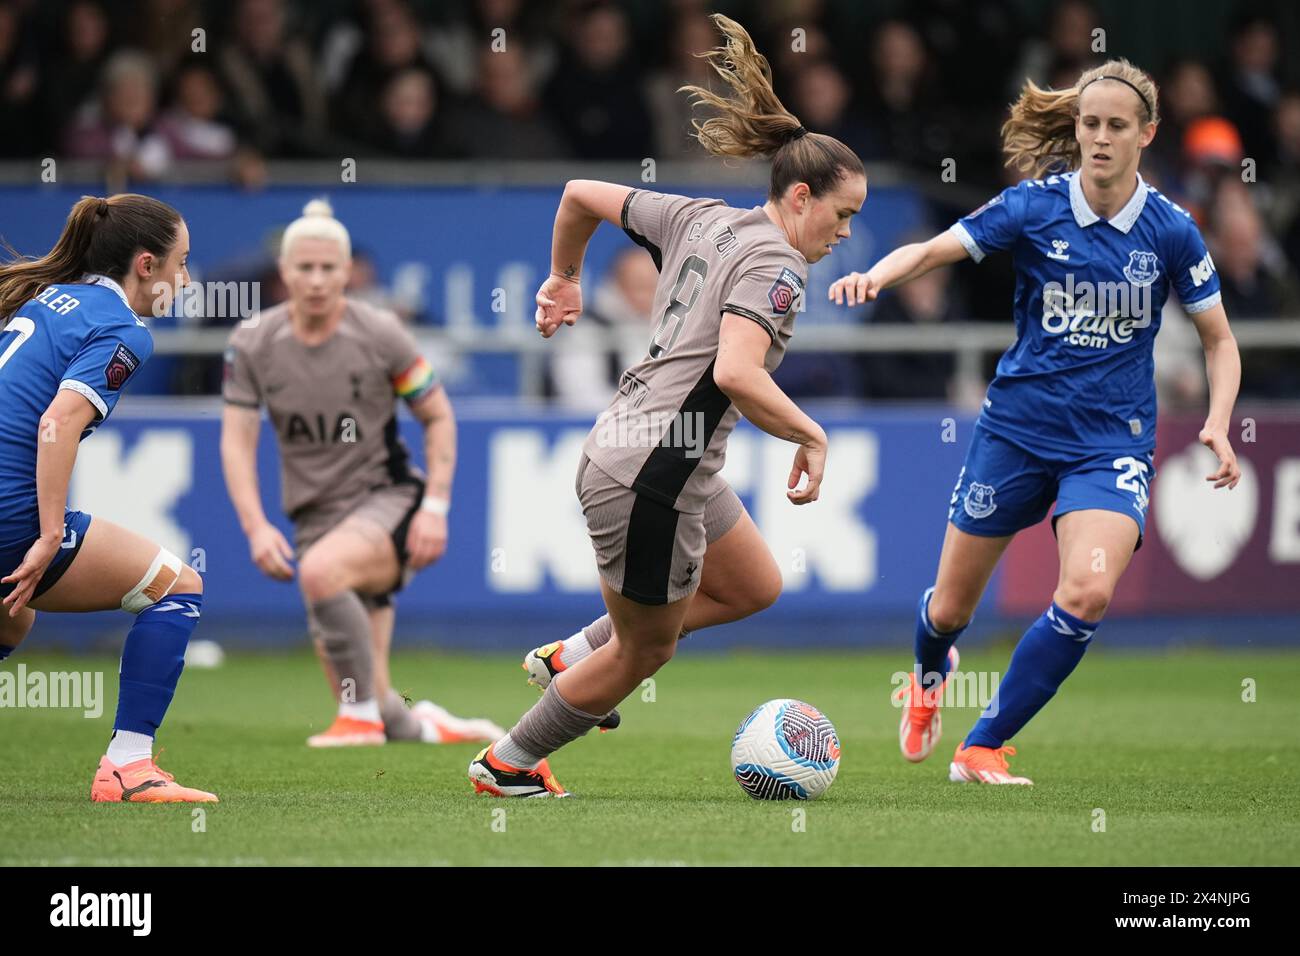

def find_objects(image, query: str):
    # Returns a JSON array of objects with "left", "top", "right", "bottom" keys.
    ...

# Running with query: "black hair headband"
[{"left": 1080, "top": 75, "right": 1153, "bottom": 118}]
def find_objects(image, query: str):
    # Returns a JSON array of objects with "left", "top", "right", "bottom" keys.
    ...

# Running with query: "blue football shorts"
[
  {"left": 947, "top": 426, "right": 1154, "bottom": 548},
  {"left": 0, "top": 509, "right": 93, "bottom": 602}
]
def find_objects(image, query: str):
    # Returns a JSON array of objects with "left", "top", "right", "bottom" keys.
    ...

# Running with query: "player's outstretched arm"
[
  {"left": 219, "top": 403, "right": 294, "bottom": 580},
  {"left": 715, "top": 312, "right": 827, "bottom": 505},
  {"left": 1190, "top": 301, "right": 1242, "bottom": 490},
  {"left": 536, "top": 180, "right": 633, "bottom": 338},
  {"left": 1, "top": 390, "right": 96, "bottom": 616},
  {"left": 828, "top": 231, "right": 969, "bottom": 306}
]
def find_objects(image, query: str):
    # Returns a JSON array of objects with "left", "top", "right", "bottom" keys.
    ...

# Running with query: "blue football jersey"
[
  {"left": 949, "top": 170, "right": 1222, "bottom": 458},
  {"left": 0, "top": 275, "right": 153, "bottom": 548}
]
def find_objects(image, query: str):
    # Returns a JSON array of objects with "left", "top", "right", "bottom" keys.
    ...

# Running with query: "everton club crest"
[
  {"left": 964, "top": 482, "right": 997, "bottom": 520},
  {"left": 1123, "top": 250, "right": 1160, "bottom": 286}
]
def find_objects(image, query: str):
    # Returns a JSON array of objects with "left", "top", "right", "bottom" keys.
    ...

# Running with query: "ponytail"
[
  {"left": 1002, "top": 58, "right": 1160, "bottom": 178},
  {"left": 0, "top": 193, "right": 181, "bottom": 319},
  {"left": 679, "top": 14, "right": 863, "bottom": 201}
]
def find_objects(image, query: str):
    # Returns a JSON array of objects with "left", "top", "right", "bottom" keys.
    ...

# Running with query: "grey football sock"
[
  {"left": 507, "top": 682, "right": 605, "bottom": 762},
  {"left": 492, "top": 733, "right": 543, "bottom": 768},
  {"left": 582, "top": 614, "right": 614, "bottom": 650},
  {"left": 582, "top": 614, "right": 689, "bottom": 648},
  {"left": 308, "top": 591, "right": 375, "bottom": 704},
  {"left": 380, "top": 688, "right": 422, "bottom": 740}
]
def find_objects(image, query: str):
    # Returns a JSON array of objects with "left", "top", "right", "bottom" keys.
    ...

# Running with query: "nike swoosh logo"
[{"left": 114, "top": 770, "right": 168, "bottom": 801}]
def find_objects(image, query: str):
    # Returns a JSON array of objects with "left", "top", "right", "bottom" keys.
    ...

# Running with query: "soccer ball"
[{"left": 731, "top": 699, "right": 841, "bottom": 800}]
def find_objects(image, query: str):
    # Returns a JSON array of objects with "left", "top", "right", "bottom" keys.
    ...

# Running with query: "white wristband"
[{"left": 420, "top": 495, "right": 450, "bottom": 516}]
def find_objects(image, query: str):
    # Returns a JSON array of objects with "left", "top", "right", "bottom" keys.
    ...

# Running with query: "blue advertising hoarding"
[{"left": 45, "top": 401, "right": 972, "bottom": 643}]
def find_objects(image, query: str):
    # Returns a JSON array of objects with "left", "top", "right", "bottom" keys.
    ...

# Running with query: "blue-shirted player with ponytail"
[
  {"left": 0, "top": 194, "right": 216, "bottom": 802},
  {"left": 830, "top": 59, "right": 1242, "bottom": 784}
]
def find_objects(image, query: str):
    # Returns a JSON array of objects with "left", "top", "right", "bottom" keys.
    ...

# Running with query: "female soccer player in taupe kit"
[
  {"left": 830, "top": 59, "right": 1242, "bottom": 784},
  {"left": 0, "top": 194, "right": 217, "bottom": 802},
  {"left": 468, "top": 14, "right": 866, "bottom": 797},
  {"left": 221, "top": 200, "right": 502, "bottom": 748}
]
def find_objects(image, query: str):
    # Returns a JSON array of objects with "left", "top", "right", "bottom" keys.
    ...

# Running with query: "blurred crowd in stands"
[{"left": 1, "top": 0, "right": 1297, "bottom": 402}]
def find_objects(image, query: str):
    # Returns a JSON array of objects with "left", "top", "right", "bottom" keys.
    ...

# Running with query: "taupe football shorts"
[
  {"left": 576, "top": 453, "right": 743, "bottom": 605},
  {"left": 293, "top": 481, "right": 424, "bottom": 601}
]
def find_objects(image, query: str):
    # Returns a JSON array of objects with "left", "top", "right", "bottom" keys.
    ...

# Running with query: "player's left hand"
[
  {"left": 1, "top": 532, "right": 61, "bottom": 617},
  {"left": 405, "top": 511, "right": 447, "bottom": 570},
  {"left": 535, "top": 274, "right": 582, "bottom": 338},
  {"left": 1199, "top": 425, "right": 1241, "bottom": 490}
]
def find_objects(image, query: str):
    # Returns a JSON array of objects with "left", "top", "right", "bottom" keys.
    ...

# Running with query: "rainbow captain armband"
[{"left": 392, "top": 357, "right": 438, "bottom": 402}]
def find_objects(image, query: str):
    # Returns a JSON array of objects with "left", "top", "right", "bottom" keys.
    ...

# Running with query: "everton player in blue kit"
[
  {"left": 830, "top": 60, "right": 1242, "bottom": 784},
  {"left": 0, "top": 194, "right": 217, "bottom": 802}
]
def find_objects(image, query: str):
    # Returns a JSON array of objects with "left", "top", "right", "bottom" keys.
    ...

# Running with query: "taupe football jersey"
[
  {"left": 223, "top": 299, "right": 439, "bottom": 520},
  {"left": 581, "top": 189, "right": 808, "bottom": 513}
]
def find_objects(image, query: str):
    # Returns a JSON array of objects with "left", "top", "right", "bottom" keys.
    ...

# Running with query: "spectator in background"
[
  {"left": 218, "top": 0, "right": 326, "bottom": 156},
  {"left": 645, "top": 10, "right": 718, "bottom": 159},
  {"left": 155, "top": 58, "right": 239, "bottom": 161},
  {"left": 364, "top": 67, "right": 451, "bottom": 157},
  {"left": 910, "top": 0, "right": 1020, "bottom": 110},
  {"left": 765, "top": 20, "right": 834, "bottom": 104},
  {"left": 318, "top": 0, "right": 395, "bottom": 95},
  {"left": 859, "top": 19, "right": 953, "bottom": 171},
  {"left": 38, "top": 1, "right": 110, "bottom": 155},
  {"left": 62, "top": 50, "right": 170, "bottom": 179},
  {"left": 1206, "top": 181, "right": 1291, "bottom": 320},
  {"left": 1219, "top": 13, "right": 1282, "bottom": 164},
  {"left": 332, "top": 1, "right": 439, "bottom": 150},
  {"left": 1270, "top": 91, "right": 1300, "bottom": 278},
  {"left": 427, "top": 0, "right": 554, "bottom": 97},
  {"left": 137, "top": 0, "right": 206, "bottom": 79},
  {"left": 787, "top": 58, "right": 878, "bottom": 163},
  {"left": 545, "top": 247, "right": 657, "bottom": 411},
  {"left": 905, "top": 0, "right": 1021, "bottom": 186},
  {"left": 1179, "top": 115, "right": 1245, "bottom": 224},
  {"left": 444, "top": 44, "right": 569, "bottom": 159},
  {"left": 1267, "top": 89, "right": 1300, "bottom": 182},
  {"left": 1207, "top": 181, "right": 1300, "bottom": 400},
  {"left": 0, "top": 2, "right": 39, "bottom": 157},
  {"left": 543, "top": 1, "right": 652, "bottom": 160},
  {"left": 858, "top": 256, "right": 960, "bottom": 402},
  {"left": 1144, "top": 59, "right": 1219, "bottom": 191},
  {"left": 1014, "top": 0, "right": 1104, "bottom": 96}
]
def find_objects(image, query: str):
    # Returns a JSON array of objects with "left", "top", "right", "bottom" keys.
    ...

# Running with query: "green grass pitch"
[{"left": 2, "top": 645, "right": 1298, "bottom": 866}]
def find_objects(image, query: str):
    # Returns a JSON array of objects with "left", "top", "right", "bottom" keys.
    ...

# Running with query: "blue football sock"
[
  {"left": 0, "top": 644, "right": 14, "bottom": 661},
  {"left": 114, "top": 592, "right": 202, "bottom": 737},
  {"left": 964, "top": 602, "right": 1097, "bottom": 749},
  {"left": 913, "top": 587, "right": 967, "bottom": 693}
]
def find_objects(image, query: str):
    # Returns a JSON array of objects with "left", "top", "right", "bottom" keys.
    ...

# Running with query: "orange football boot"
[
  {"left": 307, "top": 715, "right": 386, "bottom": 747},
  {"left": 467, "top": 744, "right": 568, "bottom": 798},
  {"left": 948, "top": 743, "right": 1033, "bottom": 785},
  {"left": 91, "top": 755, "right": 218, "bottom": 803},
  {"left": 895, "top": 646, "right": 960, "bottom": 762}
]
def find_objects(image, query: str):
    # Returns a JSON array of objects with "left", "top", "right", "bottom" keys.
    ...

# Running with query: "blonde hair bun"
[{"left": 281, "top": 197, "right": 351, "bottom": 259}]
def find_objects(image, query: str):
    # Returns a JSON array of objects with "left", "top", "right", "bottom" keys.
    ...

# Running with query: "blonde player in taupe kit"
[
  {"left": 469, "top": 14, "right": 867, "bottom": 797},
  {"left": 222, "top": 200, "right": 502, "bottom": 747}
]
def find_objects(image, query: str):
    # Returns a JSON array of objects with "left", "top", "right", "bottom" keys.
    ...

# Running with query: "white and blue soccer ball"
[{"left": 731, "top": 699, "right": 841, "bottom": 800}]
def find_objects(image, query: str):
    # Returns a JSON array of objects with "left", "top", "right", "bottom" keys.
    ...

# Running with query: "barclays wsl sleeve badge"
[
  {"left": 104, "top": 342, "right": 141, "bottom": 391},
  {"left": 969, "top": 193, "right": 1004, "bottom": 218},
  {"left": 767, "top": 267, "right": 804, "bottom": 316}
]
